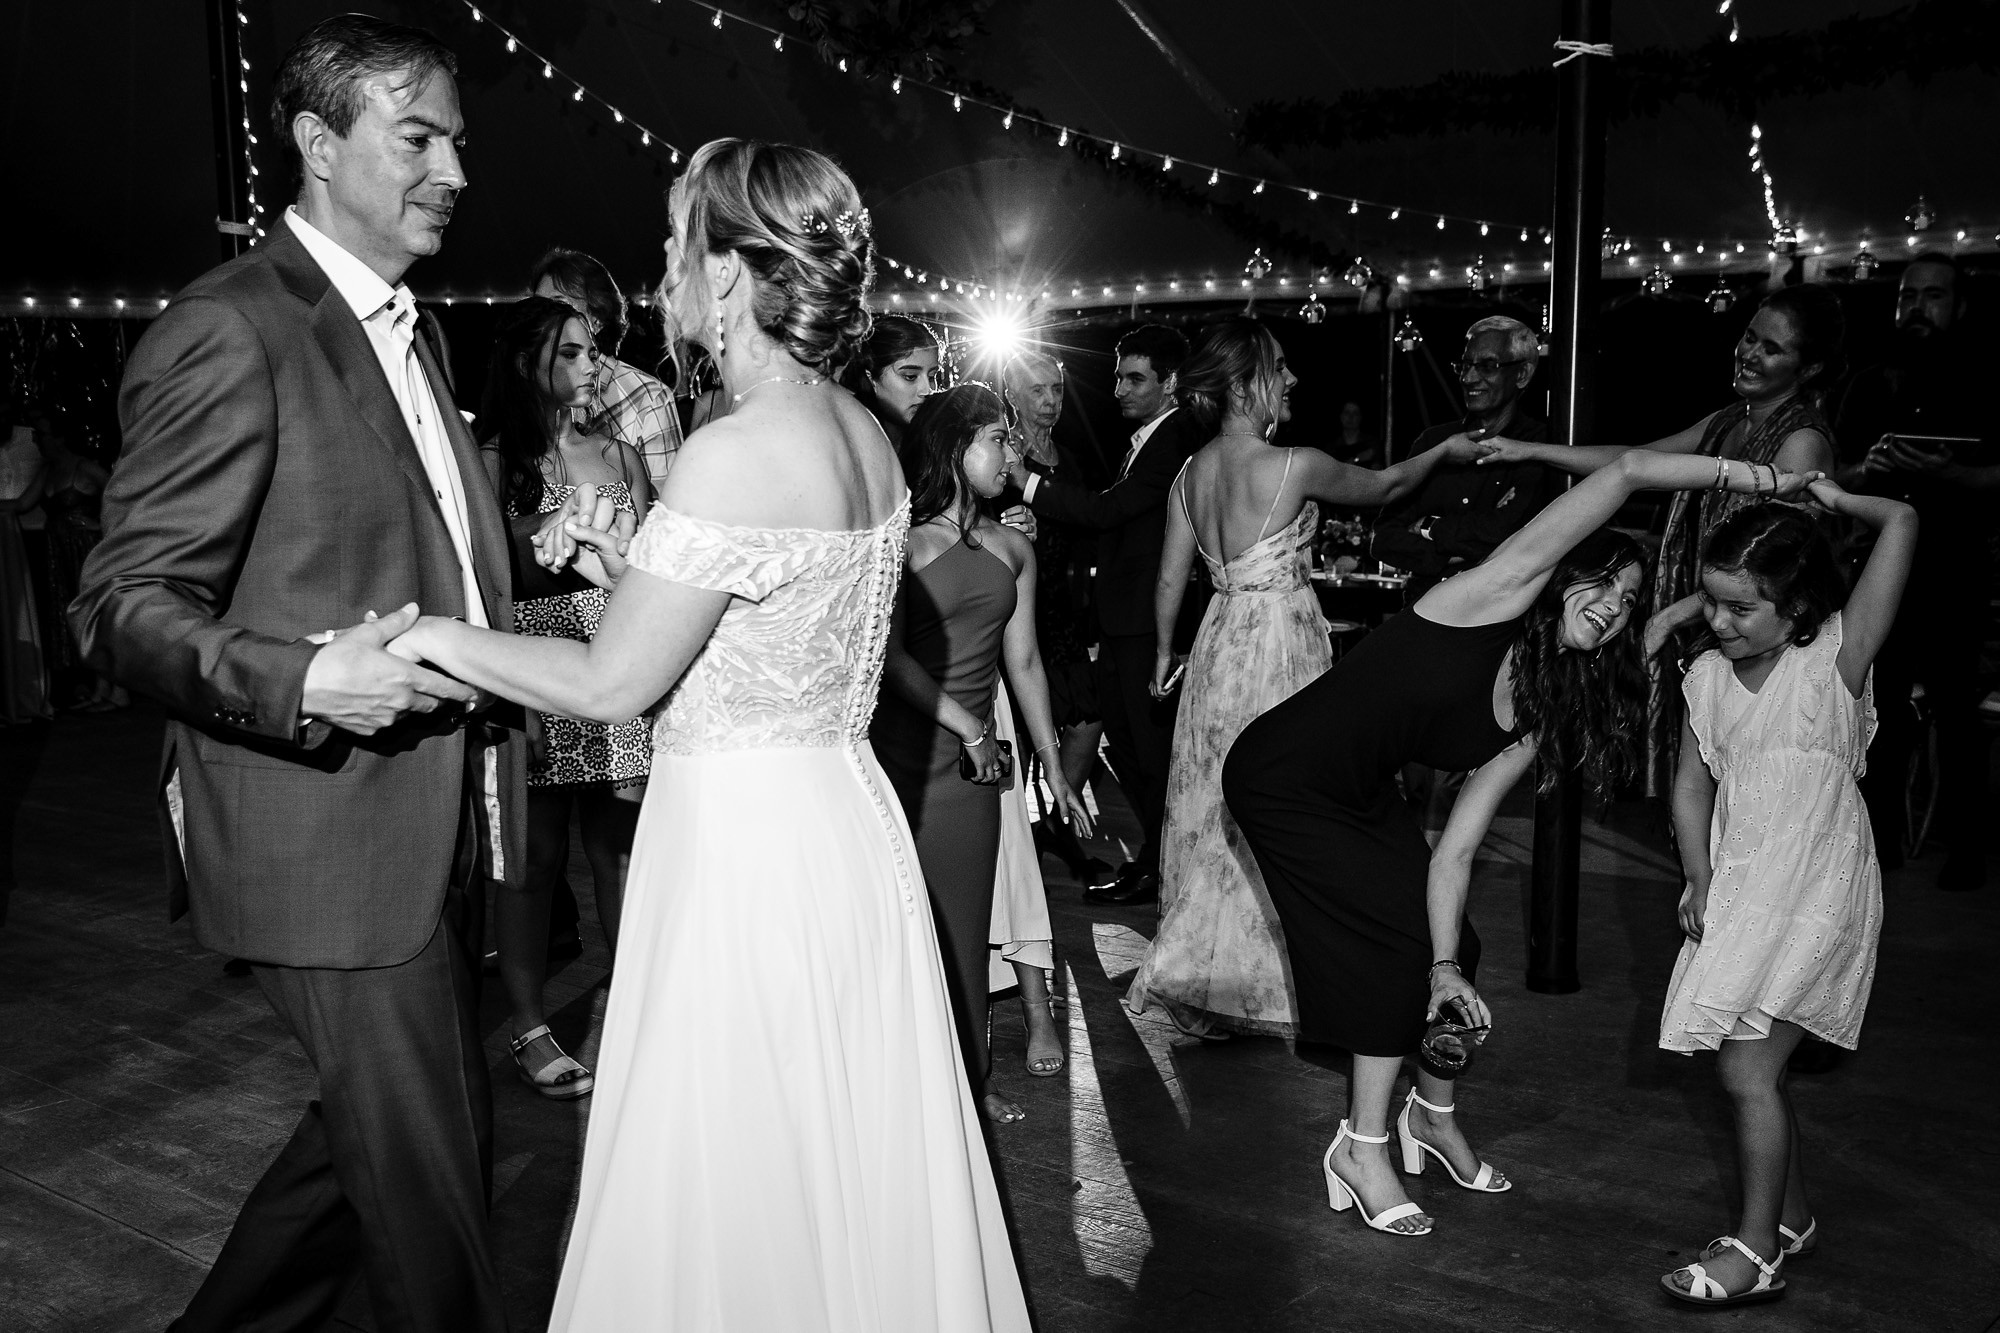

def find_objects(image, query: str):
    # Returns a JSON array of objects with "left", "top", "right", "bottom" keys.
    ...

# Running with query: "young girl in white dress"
[{"left": 1660, "top": 479, "right": 1916, "bottom": 1307}]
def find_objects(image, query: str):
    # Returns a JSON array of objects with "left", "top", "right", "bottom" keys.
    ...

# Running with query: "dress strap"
[
  {"left": 1173, "top": 459, "right": 1214, "bottom": 566},
  {"left": 1253, "top": 448, "right": 1297, "bottom": 545}
]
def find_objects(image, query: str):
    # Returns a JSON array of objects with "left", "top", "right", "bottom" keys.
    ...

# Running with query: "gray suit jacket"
[{"left": 71, "top": 227, "right": 528, "bottom": 969}]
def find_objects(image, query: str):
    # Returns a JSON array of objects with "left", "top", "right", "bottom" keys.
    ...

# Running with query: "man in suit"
[
  {"left": 1006, "top": 325, "right": 1197, "bottom": 906},
  {"left": 71, "top": 17, "right": 522, "bottom": 1331}
]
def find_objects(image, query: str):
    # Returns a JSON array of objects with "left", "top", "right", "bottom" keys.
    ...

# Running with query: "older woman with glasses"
[{"left": 1371, "top": 316, "right": 1568, "bottom": 597}]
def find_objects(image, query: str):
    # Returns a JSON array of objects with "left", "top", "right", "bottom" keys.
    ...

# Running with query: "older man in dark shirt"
[{"left": 1373, "top": 315, "right": 1562, "bottom": 595}]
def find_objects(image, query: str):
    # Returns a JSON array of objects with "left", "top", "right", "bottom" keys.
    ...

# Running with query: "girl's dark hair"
[
  {"left": 902, "top": 383, "right": 1009, "bottom": 543},
  {"left": 1695, "top": 503, "right": 1846, "bottom": 648},
  {"left": 529, "top": 247, "right": 626, "bottom": 354},
  {"left": 1176, "top": 317, "right": 1282, "bottom": 433},
  {"left": 841, "top": 313, "right": 941, "bottom": 411},
  {"left": 1756, "top": 284, "right": 1846, "bottom": 407},
  {"left": 477, "top": 296, "right": 581, "bottom": 515},
  {"left": 1511, "top": 527, "right": 1652, "bottom": 800}
]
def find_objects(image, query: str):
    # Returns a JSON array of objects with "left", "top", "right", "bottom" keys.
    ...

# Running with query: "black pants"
[
  {"left": 1861, "top": 595, "right": 1990, "bottom": 867},
  {"left": 173, "top": 807, "right": 506, "bottom": 1333},
  {"left": 1095, "top": 633, "right": 1179, "bottom": 876}
]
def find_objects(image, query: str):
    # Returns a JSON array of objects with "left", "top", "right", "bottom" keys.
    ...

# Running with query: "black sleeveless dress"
[{"left": 1221, "top": 610, "right": 1521, "bottom": 1056}]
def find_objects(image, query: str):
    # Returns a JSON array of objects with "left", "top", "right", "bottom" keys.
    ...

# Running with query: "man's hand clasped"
[{"left": 298, "top": 603, "right": 478, "bottom": 736}]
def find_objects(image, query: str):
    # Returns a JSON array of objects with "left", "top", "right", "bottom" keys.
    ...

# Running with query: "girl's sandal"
[
  {"left": 1703, "top": 1217, "right": 1816, "bottom": 1265},
  {"left": 1023, "top": 998, "right": 1066, "bottom": 1077},
  {"left": 1662, "top": 1236, "right": 1786, "bottom": 1306},
  {"left": 510, "top": 1024, "right": 594, "bottom": 1101}
]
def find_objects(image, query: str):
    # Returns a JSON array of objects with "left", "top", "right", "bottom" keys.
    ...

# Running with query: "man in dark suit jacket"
[
  {"left": 1007, "top": 326, "right": 1197, "bottom": 905},
  {"left": 70, "top": 18, "right": 526, "bottom": 1332}
]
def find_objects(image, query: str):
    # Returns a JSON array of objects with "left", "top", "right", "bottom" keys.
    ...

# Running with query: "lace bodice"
[{"left": 625, "top": 500, "right": 910, "bottom": 756}]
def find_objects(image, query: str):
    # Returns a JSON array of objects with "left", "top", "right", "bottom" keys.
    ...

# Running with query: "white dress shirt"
[
  {"left": 285, "top": 208, "right": 488, "bottom": 629},
  {"left": 1020, "top": 405, "right": 1177, "bottom": 505},
  {"left": 284, "top": 209, "right": 503, "bottom": 876}
]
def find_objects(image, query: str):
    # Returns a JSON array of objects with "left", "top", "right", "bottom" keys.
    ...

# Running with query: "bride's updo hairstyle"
[
  {"left": 1176, "top": 317, "right": 1284, "bottom": 434},
  {"left": 672, "top": 137, "right": 876, "bottom": 370}
]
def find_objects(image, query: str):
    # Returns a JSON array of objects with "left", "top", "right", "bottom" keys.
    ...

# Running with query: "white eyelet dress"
[{"left": 1660, "top": 612, "right": 1883, "bottom": 1054}]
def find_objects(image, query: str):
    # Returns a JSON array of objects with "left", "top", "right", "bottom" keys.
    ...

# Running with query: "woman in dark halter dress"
[
  {"left": 874, "top": 383, "right": 1093, "bottom": 1124},
  {"left": 1224, "top": 445, "right": 1822, "bottom": 1237}
]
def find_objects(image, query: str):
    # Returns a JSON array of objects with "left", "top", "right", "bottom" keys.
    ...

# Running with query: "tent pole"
[
  {"left": 1526, "top": 0, "right": 1609, "bottom": 996},
  {"left": 206, "top": 0, "right": 251, "bottom": 263}
]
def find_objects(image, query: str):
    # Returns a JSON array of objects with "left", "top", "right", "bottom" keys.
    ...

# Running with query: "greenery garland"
[{"left": 1239, "top": 0, "right": 1999, "bottom": 155}]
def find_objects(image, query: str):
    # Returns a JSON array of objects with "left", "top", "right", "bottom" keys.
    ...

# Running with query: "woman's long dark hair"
[
  {"left": 902, "top": 383, "right": 1008, "bottom": 545},
  {"left": 1510, "top": 527, "right": 1652, "bottom": 800},
  {"left": 1692, "top": 503, "right": 1847, "bottom": 651},
  {"left": 841, "top": 313, "right": 941, "bottom": 419},
  {"left": 478, "top": 296, "right": 582, "bottom": 515}
]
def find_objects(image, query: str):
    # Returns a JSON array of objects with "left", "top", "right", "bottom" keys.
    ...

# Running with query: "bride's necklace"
[{"left": 731, "top": 373, "right": 825, "bottom": 407}]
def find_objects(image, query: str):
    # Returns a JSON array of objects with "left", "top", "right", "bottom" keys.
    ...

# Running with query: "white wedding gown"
[{"left": 549, "top": 500, "right": 1031, "bottom": 1332}]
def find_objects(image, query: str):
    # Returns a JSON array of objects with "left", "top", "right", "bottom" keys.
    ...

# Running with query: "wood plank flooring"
[{"left": 2, "top": 708, "right": 1996, "bottom": 1331}]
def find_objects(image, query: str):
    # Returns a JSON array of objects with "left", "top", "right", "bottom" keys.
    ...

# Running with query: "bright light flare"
[{"left": 971, "top": 309, "right": 1027, "bottom": 360}]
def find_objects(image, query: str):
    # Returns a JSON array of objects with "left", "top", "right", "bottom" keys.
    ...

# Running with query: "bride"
[{"left": 389, "top": 138, "right": 1031, "bottom": 1331}]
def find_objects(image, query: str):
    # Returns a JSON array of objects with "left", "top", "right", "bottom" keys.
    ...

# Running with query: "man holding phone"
[{"left": 1836, "top": 252, "right": 1996, "bottom": 891}]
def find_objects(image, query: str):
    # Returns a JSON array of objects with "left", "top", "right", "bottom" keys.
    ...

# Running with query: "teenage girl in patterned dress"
[
  {"left": 1657, "top": 480, "right": 1915, "bottom": 1306},
  {"left": 480, "top": 297, "right": 654, "bottom": 1098}
]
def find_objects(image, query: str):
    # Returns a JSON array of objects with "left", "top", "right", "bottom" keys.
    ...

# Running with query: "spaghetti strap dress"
[
  {"left": 1222, "top": 610, "right": 1521, "bottom": 1056},
  {"left": 1127, "top": 452, "right": 1329, "bottom": 1035}
]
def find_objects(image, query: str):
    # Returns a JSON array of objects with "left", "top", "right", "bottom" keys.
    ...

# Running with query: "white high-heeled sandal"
[
  {"left": 1662, "top": 1236, "right": 1786, "bottom": 1306},
  {"left": 1396, "top": 1089, "right": 1511, "bottom": 1193},
  {"left": 1322, "top": 1120, "right": 1432, "bottom": 1236}
]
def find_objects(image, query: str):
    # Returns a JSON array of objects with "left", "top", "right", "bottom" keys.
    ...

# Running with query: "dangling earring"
[{"left": 713, "top": 300, "right": 726, "bottom": 359}]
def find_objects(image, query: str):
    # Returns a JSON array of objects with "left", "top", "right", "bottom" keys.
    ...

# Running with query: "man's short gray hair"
[{"left": 1464, "top": 315, "right": 1538, "bottom": 368}]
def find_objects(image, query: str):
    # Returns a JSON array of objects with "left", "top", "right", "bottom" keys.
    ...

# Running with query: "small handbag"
[
  {"left": 959, "top": 737, "right": 1013, "bottom": 789},
  {"left": 1417, "top": 997, "right": 1489, "bottom": 1081}
]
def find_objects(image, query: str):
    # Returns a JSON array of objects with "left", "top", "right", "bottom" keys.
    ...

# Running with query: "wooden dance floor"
[{"left": 3, "top": 707, "right": 1996, "bottom": 1332}]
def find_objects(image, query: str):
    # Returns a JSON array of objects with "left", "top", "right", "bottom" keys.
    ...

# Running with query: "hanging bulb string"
[
  {"left": 452, "top": 0, "right": 686, "bottom": 166},
  {"left": 676, "top": 0, "right": 1535, "bottom": 236}
]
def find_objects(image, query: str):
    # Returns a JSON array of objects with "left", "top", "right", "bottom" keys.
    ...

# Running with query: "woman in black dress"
[{"left": 1223, "top": 446, "right": 1820, "bottom": 1236}]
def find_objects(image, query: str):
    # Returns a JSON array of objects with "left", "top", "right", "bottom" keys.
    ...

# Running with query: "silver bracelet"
[{"left": 960, "top": 722, "right": 990, "bottom": 748}]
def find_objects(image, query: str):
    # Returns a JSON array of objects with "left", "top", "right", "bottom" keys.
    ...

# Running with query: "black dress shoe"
[{"left": 1085, "top": 870, "right": 1159, "bottom": 906}]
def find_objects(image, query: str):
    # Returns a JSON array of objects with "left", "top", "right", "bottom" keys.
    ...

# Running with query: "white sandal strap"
[
  {"left": 1370, "top": 1201, "right": 1428, "bottom": 1228},
  {"left": 1468, "top": 1161, "right": 1494, "bottom": 1190},
  {"left": 1778, "top": 1219, "right": 1816, "bottom": 1250},
  {"left": 1677, "top": 1262, "right": 1726, "bottom": 1300},
  {"left": 510, "top": 1023, "right": 554, "bottom": 1052},
  {"left": 1407, "top": 1090, "right": 1455, "bottom": 1115},
  {"left": 1336, "top": 1118, "right": 1390, "bottom": 1144},
  {"left": 1722, "top": 1236, "right": 1781, "bottom": 1280}
]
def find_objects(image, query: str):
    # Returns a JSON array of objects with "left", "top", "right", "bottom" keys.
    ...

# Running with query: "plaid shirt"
[{"left": 588, "top": 354, "right": 680, "bottom": 489}]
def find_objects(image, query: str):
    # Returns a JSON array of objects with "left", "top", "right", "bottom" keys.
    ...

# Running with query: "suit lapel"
[{"left": 411, "top": 325, "right": 510, "bottom": 627}]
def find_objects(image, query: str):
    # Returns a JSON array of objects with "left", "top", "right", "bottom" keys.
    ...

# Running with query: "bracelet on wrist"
[
  {"left": 1430, "top": 959, "right": 1462, "bottom": 974},
  {"left": 960, "top": 721, "right": 990, "bottom": 748},
  {"left": 1034, "top": 741, "right": 1061, "bottom": 757}
]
